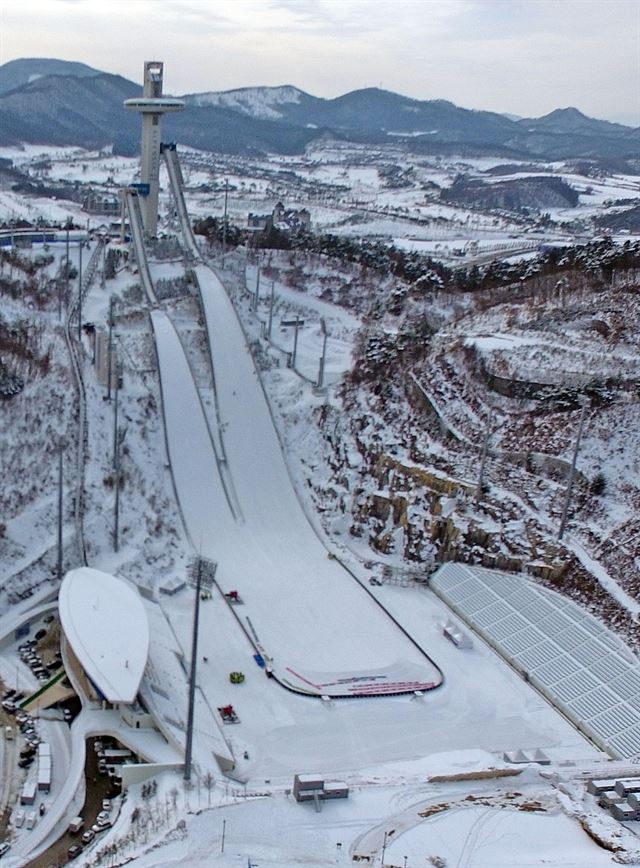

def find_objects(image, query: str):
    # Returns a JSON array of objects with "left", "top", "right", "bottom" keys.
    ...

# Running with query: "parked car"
[
  {"left": 43, "top": 614, "right": 55, "bottom": 624},
  {"left": 81, "top": 829, "right": 95, "bottom": 845},
  {"left": 34, "top": 629, "right": 47, "bottom": 641},
  {"left": 67, "top": 843, "right": 82, "bottom": 859},
  {"left": 92, "top": 820, "right": 111, "bottom": 833},
  {"left": 101, "top": 799, "right": 111, "bottom": 812},
  {"left": 0, "top": 841, "right": 10, "bottom": 857},
  {"left": 96, "top": 811, "right": 110, "bottom": 824}
]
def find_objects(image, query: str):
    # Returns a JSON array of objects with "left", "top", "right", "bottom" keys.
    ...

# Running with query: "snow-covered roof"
[{"left": 59, "top": 567, "right": 149, "bottom": 704}]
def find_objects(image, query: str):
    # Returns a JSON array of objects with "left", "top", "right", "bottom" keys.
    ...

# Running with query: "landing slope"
[{"left": 181, "top": 265, "right": 442, "bottom": 696}]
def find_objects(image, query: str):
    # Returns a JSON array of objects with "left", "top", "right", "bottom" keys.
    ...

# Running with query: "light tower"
[{"left": 124, "top": 61, "right": 184, "bottom": 237}]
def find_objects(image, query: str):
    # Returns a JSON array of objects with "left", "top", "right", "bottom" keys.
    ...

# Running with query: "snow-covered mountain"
[
  {"left": 0, "top": 57, "right": 102, "bottom": 95},
  {"left": 183, "top": 84, "right": 307, "bottom": 120},
  {"left": 0, "top": 58, "right": 637, "bottom": 159}
]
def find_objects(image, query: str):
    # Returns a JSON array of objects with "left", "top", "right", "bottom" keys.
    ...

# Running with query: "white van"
[
  {"left": 13, "top": 810, "right": 25, "bottom": 828},
  {"left": 68, "top": 816, "right": 84, "bottom": 834},
  {"left": 25, "top": 811, "right": 37, "bottom": 830}
]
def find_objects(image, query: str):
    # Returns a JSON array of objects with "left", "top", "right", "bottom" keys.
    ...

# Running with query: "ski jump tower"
[{"left": 124, "top": 61, "right": 184, "bottom": 237}]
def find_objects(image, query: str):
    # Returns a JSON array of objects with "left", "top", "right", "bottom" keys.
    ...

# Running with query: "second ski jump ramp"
[
  {"left": 163, "top": 144, "right": 201, "bottom": 260},
  {"left": 153, "top": 264, "right": 442, "bottom": 698},
  {"left": 124, "top": 190, "right": 157, "bottom": 304}
]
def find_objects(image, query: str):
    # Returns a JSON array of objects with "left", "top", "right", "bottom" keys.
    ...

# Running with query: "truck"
[
  {"left": 20, "top": 782, "right": 36, "bottom": 806},
  {"left": 69, "top": 816, "right": 84, "bottom": 834}
]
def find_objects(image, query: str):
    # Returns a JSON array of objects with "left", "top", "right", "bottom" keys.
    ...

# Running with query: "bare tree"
[{"left": 203, "top": 770, "right": 215, "bottom": 808}]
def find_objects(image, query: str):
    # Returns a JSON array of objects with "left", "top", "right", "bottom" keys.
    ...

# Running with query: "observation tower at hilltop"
[{"left": 124, "top": 61, "right": 184, "bottom": 237}]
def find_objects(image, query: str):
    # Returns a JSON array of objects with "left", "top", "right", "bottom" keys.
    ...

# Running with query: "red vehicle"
[{"left": 218, "top": 705, "right": 239, "bottom": 724}]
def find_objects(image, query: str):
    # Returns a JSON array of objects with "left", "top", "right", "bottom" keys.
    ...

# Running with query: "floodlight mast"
[
  {"left": 184, "top": 556, "right": 217, "bottom": 781},
  {"left": 124, "top": 62, "right": 184, "bottom": 238}
]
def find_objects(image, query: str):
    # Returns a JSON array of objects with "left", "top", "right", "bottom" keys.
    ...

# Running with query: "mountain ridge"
[{"left": 0, "top": 58, "right": 636, "bottom": 159}]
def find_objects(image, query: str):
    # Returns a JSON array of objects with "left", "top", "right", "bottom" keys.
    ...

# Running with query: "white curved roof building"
[{"left": 59, "top": 568, "right": 149, "bottom": 704}]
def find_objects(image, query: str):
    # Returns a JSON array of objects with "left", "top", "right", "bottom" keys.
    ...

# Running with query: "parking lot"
[{"left": 25, "top": 737, "right": 122, "bottom": 868}]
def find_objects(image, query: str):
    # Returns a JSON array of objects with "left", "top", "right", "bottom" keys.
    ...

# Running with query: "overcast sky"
[{"left": 0, "top": 0, "right": 638, "bottom": 125}]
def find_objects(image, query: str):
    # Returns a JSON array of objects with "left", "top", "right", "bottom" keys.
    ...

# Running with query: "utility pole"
[
  {"left": 107, "top": 296, "right": 114, "bottom": 401},
  {"left": 267, "top": 280, "right": 275, "bottom": 340},
  {"left": 65, "top": 222, "right": 70, "bottom": 281},
  {"left": 113, "top": 352, "right": 120, "bottom": 468},
  {"left": 77, "top": 242, "right": 83, "bottom": 342},
  {"left": 475, "top": 416, "right": 492, "bottom": 508},
  {"left": 381, "top": 831, "right": 388, "bottom": 866},
  {"left": 113, "top": 427, "right": 126, "bottom": 552},
  {"left": 101, "top": 240, "right": 107, "bottom": 289},
  {"left": 184, "top": 558, "right": 202, "bottom": 782},
  {"left": 184, "top": 556, "right": 216, "bottom": 781},
  {"left": 222, "top": 178, "right": 228, "bottom": 257},
  {"left": 221, "top": 818, "right": 226, "bottom": 853},
  {"left": 292, "top": 315, "right": 301, "bottom": 370},
  {"left": 317, "top": 319, "right": 328, "bottom": 389},
  {"left": 558, "top": 398, "right": 589, "bottom": 541},
  {"left": 253, "top": 262, "right": 261, "bottom": 310},
  {"left": 57, "top": 449, "right": 63, "bottom": 582}
]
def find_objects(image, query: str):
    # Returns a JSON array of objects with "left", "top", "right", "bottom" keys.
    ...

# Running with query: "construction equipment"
[
  {"left": 218, "top": 705, "right": 239, "bottom": 724},
  {"left": 224, "top": 590, "right": 242, "bottom": 604}
]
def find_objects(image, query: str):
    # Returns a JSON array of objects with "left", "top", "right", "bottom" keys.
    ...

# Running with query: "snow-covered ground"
[{"left": 1, "top": 140, "right": 640, "bottom": 866}]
